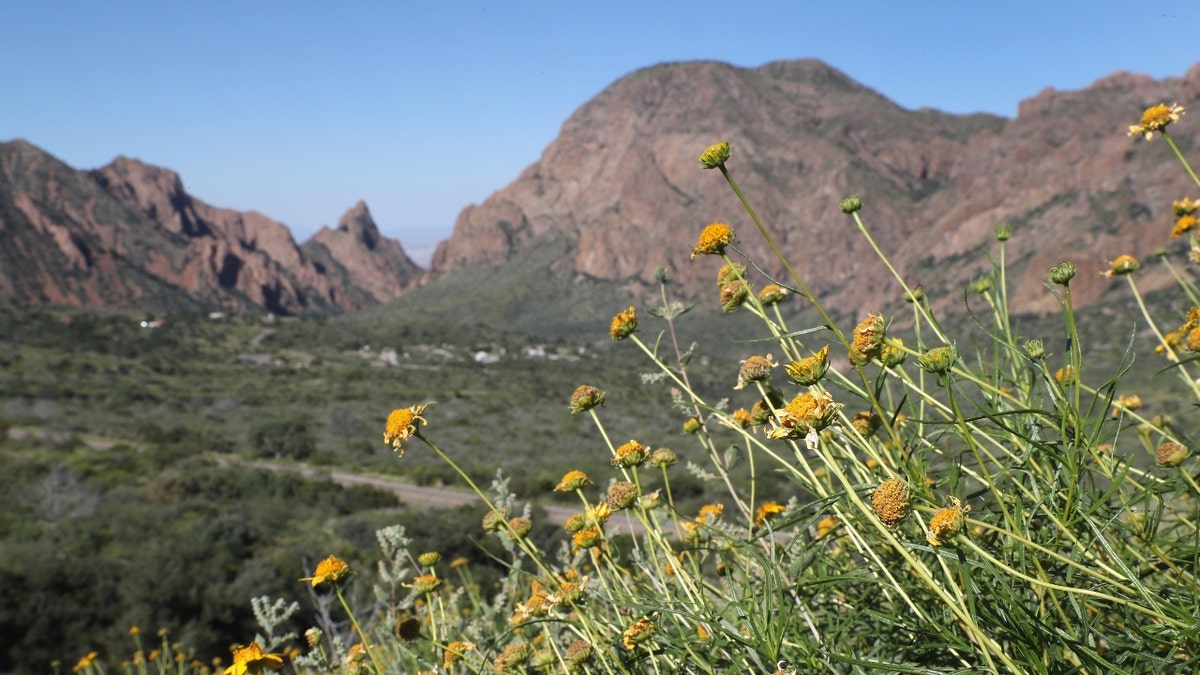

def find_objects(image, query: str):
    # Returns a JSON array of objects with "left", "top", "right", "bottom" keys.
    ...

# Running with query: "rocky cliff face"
[
  {"left": 0, "top": 142, "right": 421, "bottom": 314},
  {"left": 430, "top": 59, "right": 1200, "bottom": 318}
]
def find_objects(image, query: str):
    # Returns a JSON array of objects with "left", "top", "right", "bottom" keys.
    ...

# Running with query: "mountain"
[
  {"left": 0, "top": 141, "right": 421, "bottom": 314},
  {"left": 429, "top": 59, "right": 1200, "bottom": 320}
]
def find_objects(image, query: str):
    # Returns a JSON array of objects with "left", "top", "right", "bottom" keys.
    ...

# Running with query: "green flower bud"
[
  {"left": 699, "top": 141, "right": 731, "bottom": 169},
  {"left": 918, "top": 346, "right": 958, "bottom": 374},
  {"left": 970, "top": 277, "right": 993, "bottom": 294},
  {"left": 994, "top": 225, "right": 1012, "bottom": 242},
  {"left": 417, "top": 551, "right": 441, "bottom": 567},
  {"left": 1023, "top": 339, "right": 1045, "bottom": 360},
  {"left": 839, "top": 195, "right": 863, "bottom": 214},
  {"left": 1048, "top": 261, "right": 1076, "bottom": 285}
]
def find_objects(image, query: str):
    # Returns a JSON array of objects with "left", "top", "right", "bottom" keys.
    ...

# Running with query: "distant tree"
[{"left": 249, "top": 416, "right": 317, "bottom": 460}]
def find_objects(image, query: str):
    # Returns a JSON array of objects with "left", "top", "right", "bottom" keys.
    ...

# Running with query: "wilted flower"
[
  {"left": 871, "top": 479, "right": 911, "bottom": 527},
  {"left": 755, "top": 500, "right": 787, "bottom": 528},
  {"left": 786, "top": 345, "right": 830, "bottom": 385},
  {"left": 563, "top": 640, "right": 594, "bottom": 670},
  {"left": 507, "top": 517, "right": 532, "bottom": 539},
  {"left": 735, "top": 354, "right": 776, "bottom": 389},
  {"left": 384, "top": 403, "right": 431, "bottom": 456},
  {"left": 300, "top": 556, "right": 353, "bottom": 587},
  {"left": 1128, "top": 103, "right": 1186, "bottom": 140},
  {"left": 492, "top": 643, "right": 531, "bottom": 671},
  {"left": 555, "top": 470, "right": 592, "bottom": 492},
  {"left": 749, "top": 399, "right": 775, "bottom": 426},
  {"left": 569, "top": 385, "right": 605, "bottom": 414},
  {"left": 850, "top": 410, "right": 881, "bottom": 438},
  {"left": 647, "top": 447, "right": 678, "bottom": 468},
  {"left": 622, "top": 617, "right": 657, "bottom": 650},
  {"left": 699, "top": 141, "right": 731, "bottom": 169},
  {"left": 849, "top": 313, "right": 886, "bottom": 365},
  {"left": 758, "top": 284, "right": 787, "bottom": 305},
  {"left": 1157, "top": 441, "right": 1190, "bottom": 467},
  {"left": 610, "top": 306, "right": 638, "bottom": 339},
  {"left": 691, "top": 222, "right": 737, "bottom": 258},
  {"left": 1103, "top": 255, "right": 1141, "bottom": 278},
  {"left": 720, "top": 280, "right": 750, "bottom": 312},
  {"left": 223, "top": 643, "right": 283, "bottom": 675},
  {"left": 607, "top": 481, "right": 640, "bottom": 510},
  {"left": 611, "top": 439, "right": 650, "bottom": 468},
  {"left": 926, "top": 496, "right": 971, "bottom": 547},
  {"left": 482, "top": 509, "right": 508, "bottom": 533}
]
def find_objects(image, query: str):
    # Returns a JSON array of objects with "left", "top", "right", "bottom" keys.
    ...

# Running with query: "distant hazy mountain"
[{"left": 0, "top": 141, "right": 421, "bottom": 314}]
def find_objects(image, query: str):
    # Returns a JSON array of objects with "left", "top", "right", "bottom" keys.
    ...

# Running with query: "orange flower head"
[
  {"left": 384, "top": 403, "right": 431, "bottom": 457},
  {"left": 223, "top": 643, "right": 283, "bottom": 675},
  {"left": 1128, "top": 103, "right": 1186, "bottom": 140},
  {"left": 755, "top": 500, "right": 786, "bottom": 528},
  {"left": 926, "top": 496, "right": 971, "bottom": 547},
  {"left": 871, "top": 479, "right": 911, "bottom": 527},
  {"left": 691, "top": 223, "right": 736, "bottom": 259},
  {"left": 300, "top": 555, "right": 353, "bottom": 587},
  {"left": 610, "top": 306, "right": 638, "bottom": 340},
  {"left": 1103, "top": 254, "right": 1141, "bottom": 278},
  {"left": 555, "top": 470, "right": 592, "bottom": 492}
]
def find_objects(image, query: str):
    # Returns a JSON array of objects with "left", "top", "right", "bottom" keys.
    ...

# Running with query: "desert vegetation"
[{"left": 12, "top": 102, "right": 1200, "bottom": 672}]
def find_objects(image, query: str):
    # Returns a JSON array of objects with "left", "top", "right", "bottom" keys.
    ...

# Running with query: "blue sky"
[{"left": 4, "top": 2, "right": 1198, "bottom": 264}]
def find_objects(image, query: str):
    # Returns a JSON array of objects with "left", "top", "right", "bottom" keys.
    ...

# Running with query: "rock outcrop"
[
  {"left": 430, "top": 59, "right": 1200, "bottom": 318},
  {"left": 0, "top": 142, "right": 421, "bottom": 314}
]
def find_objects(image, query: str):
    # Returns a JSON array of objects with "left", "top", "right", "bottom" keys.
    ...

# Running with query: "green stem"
[{"left": 1163, "top": 132, "right": 1200, "bottom": 189}]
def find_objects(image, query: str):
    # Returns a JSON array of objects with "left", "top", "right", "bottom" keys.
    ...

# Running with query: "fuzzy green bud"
[
  {"left": 903, "top": 287, "right": 925, "bottom": 304},
  {"left": 970, "top": 277, "right": 993, "bottom": 294},
  {"left": 994, "top": 225, "right": 1012, "bottom": 242},
  {"left": 482, "top": 509, "right": 508, "bottom": 533},
  {"left": 654, "top": 265, "right": 669, "bottom": 283},
  {"left": 1048, "top": 261, "right": 1077, "bottom": 285},
  {"left": 918, "top": 346, "right": 958, "bottom": 374},
  {"left": 1023, "top": 339, "right": 1045, "bottom": 360},
  {"left": 417, "top": 551, "right": 441, "bottom": 567},
  {"left": 699, "top": 141, "right": 731, "bottom": 169},
  {"left": 839, "top": 195, "right": 863, "bottom": 214}
]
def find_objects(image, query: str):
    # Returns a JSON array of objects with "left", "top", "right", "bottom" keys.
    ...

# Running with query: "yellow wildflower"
[
  {"left": 443, "top": 641, "right": 475, "bottom": 671},
  {"left": 785, "top": 345, "right": 830, "bottom": 385},
  {"left": 611, "top": 439, "right": 650, "bottom": 468},
  {"left": 572, "top": 527, "right": 604, "bottom": 550},
  {"left": 1174, "top": 197, "right": 1200, "bottom": 216},
  {"left": 698, "top": 503, "right": 724, "bottom": 523},
  {"left": 755, "top": 500, "right": 786, "bottom": 528},
  {"left": 585, "top": 501, "right": 612, "bottom": 526},
  {"left": 691, "top": 222, "right": 737, "bottom": 259},
  {"left": 731, "top": 408, "right": 753, "bottom": 429},
  {"left": 609, "top": 305, "right": 638, "bottom": 340},
  {"left": 926, "top": 496, "right": 971, "bottom": 547},
  {"left": 384, "top": 402, "right": 431, "bottom": 457},
  {"left": 299, "top": 555, "right": 353, "bottom": 587},
  {"left": 223, "top": 643, "right": 283, "bottom": 675},
  {"left": 74, "top": 652, "right": 100, "bottom": 672},
  {"left": 767, "top": 391, "right": 841, "bottom": 439},
  {"left": 816, "top": 515, "right": 839, "bottom": 538},
  {"left": 1103, "top": 254, "right": 1140, "bottom": 278},
  {"left": 1128, "top": 103, "right": 1186, "bottom": 140},
  {"left": 555, "top": 470, "right": 592, "bottom": 492},
  {"left": 1173, "top": 215, "right": 1199, "bottom": 238},
  {"left": 622, "top": 617, "right": 656, "bottom": 650},
  {"left": 1111, "top": 394, "right": 1143, "bottom": 418}
]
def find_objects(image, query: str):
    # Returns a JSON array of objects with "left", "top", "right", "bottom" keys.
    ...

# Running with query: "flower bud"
[
  {"left": 994, "top": 225, "right": 1012, "bottom": 242},
  {"left": 1023, "top": 339, "right": 1045, "bottom": 360},
  {"left": 699, "top": 141, "right": 731, "bottom": 169},
  {"left": 1048, "top": 261, "right": 1076, "bottom": 285},
  {"left": 417, "top": 551, "right": 441, "bottom": 567},
  {"left": 839, "top": 195, "right": 862, "bottom": 214},
  {"left": 569, "top": 385, "right": 606, "bottom": 414},
  {"left": 918, "top": 346, "right": 958, "bottom": 374},
  {"left": 970, "top": 277, "right": 993, "bottom": 294},
  {"left": 785, "top": 345, "right": 830, "bottom": 385}
]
